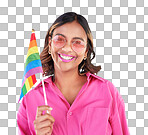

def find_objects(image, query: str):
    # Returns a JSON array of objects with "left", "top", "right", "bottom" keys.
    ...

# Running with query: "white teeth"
[{"left": 60, "top": 54, "right": 74, "bottom": 60}]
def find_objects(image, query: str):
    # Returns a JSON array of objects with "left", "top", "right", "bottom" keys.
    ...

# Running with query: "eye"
[
  {"left": 53, "top": 35, "right": 65, "bottom": 42},
  {"left": 73, "top": 40, "right": 83, "bottom": 45},
  {"left": 57, "top": 37, "right": 64, "bottom": 41},
  {"left": 75, "top": 41, "right": 81, "bottom": 44}
]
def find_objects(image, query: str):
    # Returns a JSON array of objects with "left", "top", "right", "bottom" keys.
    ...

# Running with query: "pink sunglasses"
[{"left": 51, "top": 35, "right": 87, "bottom": 52}]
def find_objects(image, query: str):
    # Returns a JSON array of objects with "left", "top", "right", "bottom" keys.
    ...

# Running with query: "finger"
[
  {"left": 36, "top": 113, "right": 55, "bottom": 123},
  {"left": 38, "top": 126, "right": 51, "bottom": 135},
  {"left": 36, "top": 119, "right": 53, "bottom": 130},
  {"left": 46, "top": 109, "right": 51, "bottom": 114},
  {"left": 51, "top": 123, "right": 54, "bottom": 132},
  {"left": 45, "top": 132, "right": 51, "bottom": 135},
  {"left": 36, "top": 105, "right": 53, "bottom": 118}
]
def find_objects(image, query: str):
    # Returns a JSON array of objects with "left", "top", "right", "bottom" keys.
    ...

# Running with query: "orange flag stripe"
[
  {"left": 28, "top": 40, "right": 37, "bottom": 50},
  {"left": 28, "top": 76, "right": 33, "bottom": 88}
]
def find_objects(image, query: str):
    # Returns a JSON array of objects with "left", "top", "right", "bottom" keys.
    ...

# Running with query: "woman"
[{"left": 17, "top": 12, "right": 130, "bottom": 135}]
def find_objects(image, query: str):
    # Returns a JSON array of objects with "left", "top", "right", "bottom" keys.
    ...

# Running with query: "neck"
[{"left": 53, "top": 69, "right": 86, "bottom": 92}]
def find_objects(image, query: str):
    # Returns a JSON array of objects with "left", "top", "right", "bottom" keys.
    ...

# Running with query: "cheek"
[
  {"left": 50, "top": 44, "right": 58, "bottom": 54},
  {"left": 76, "top": 55, "right": 85, "bottom": 62},
  {"left": 49, "top": 46, "right": 57, "bottom": 59}
]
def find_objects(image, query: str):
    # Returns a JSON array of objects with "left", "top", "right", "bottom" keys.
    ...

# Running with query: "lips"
[{"left": 58, "top": 53, "right": 76, "bottom": 58}]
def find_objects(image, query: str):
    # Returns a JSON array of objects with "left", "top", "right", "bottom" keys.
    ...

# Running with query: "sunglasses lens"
[
  {"left": 52, "top": 35, "right": 65, "bottom": 48},
  {"left": 72, "top": 40, "right": 85, "bottom": 52}
]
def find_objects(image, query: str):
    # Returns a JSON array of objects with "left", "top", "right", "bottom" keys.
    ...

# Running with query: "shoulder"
[
  {"left": 92, "top": 74, "right": 125, "bottom": 116},
  {"left": 90, "top": 73, "right": 116, "bottom": 89},
  {"left": 105, "top": 80, "right": 125, "bottom": 113},
  {"left": 90, "top": 73, "right": 123, "bottom": 103},
  {"left": 89, "top": 73, "right": 114, "bottom": 90}
]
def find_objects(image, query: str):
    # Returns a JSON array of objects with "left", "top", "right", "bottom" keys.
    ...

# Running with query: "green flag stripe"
[
  {"left": 25, "top": 53, "right": 40, "bottom": 68},
  {"left": 22, "top": 83, "right": 27, "bottom": 96}
]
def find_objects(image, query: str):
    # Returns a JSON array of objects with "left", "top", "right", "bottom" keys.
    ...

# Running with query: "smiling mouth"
[{"left": 58, "top": 53, "right": 75, "bottom": 62}]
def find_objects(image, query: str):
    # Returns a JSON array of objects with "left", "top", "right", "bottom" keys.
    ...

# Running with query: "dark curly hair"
[{"left": 40, "top": 12, "right": 101, "bottom": 82}]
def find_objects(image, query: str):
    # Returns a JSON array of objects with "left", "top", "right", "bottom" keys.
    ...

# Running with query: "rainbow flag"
[{"left": 18, "top": 30, "right": 43, "bottom": 103}]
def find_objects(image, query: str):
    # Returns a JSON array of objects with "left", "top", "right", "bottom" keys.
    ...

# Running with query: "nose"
[{"left": 61, "top": 41, "right": 73, "bottom": 52}]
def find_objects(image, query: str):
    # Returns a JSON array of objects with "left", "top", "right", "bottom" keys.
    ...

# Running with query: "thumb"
[{"left": 47, "top": 107, "right": 53, "bottom": 114}]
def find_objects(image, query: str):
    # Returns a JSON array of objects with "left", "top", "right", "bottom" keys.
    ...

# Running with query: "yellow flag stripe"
[
  {"left": 26, "top": 46, "right": 38, "bottom": 60},
  {"left": 25, "top": 78, "right": 30, "bottom": 92}
]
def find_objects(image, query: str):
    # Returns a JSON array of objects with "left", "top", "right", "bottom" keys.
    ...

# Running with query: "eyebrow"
[{"left": 55, "top": 33, "right": 85, "bottom": 42}]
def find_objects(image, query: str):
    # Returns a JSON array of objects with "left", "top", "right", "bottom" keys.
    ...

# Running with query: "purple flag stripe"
[{"left": 21, "top": 67, "right": 43, "bottom": 88}]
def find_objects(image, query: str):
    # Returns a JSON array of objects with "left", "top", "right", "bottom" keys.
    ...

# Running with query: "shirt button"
[{"left": 69, "top": 112, "right": 73, "bottom": 116}]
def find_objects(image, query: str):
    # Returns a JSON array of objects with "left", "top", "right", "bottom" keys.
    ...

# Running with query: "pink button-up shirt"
[{"left": 17, "top": 71, "right": 130, "bottom": 135}]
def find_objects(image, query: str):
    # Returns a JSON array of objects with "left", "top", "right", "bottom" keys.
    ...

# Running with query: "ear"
[
  {"left": 84, "top": 48, "right": 88, "bottom": 58},
  {"left": 48, "top": 36, "right": 52, "bottom": 45},
  {"left": 48, "top": 36, "right": 52, "bottom": 51}
]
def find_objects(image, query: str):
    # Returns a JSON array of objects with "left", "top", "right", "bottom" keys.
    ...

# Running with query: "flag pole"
[
  {"left": 41, "top": 75, "right": 48, "bottom": 105},
  {"left": 41, "top": 70, "right": 50, "bottom": 114}
]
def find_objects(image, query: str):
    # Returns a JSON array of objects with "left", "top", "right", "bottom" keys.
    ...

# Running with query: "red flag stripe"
[
  {"left": 30, "top": 33, "right": 36, "bottom": 41},
  {"left": 32, "top": 74, "right": 37, "bottom": 84}
]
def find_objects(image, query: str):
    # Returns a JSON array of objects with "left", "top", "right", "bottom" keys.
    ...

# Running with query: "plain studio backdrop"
[{"left": 0, "top": 0, "right": 148, "bottom": 135}]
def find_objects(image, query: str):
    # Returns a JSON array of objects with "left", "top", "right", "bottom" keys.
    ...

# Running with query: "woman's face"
[{"left": 48, "top": 20, "right": 88, "bottom": 73}]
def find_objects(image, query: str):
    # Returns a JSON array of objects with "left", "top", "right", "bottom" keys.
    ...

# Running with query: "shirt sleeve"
[
  {"left": 107, "top": 81, "right": 130, "bottom": 135},
  {"left": 17, "top": 95, "right": 32, "bottom": 135}
]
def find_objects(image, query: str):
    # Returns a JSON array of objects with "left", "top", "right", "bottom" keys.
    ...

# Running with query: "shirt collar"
[
  {"left": 43, "top": 71, "right": 105, "bottom": 84},
  {"left": 86, "top": 71, "right": 105, "bottom": 82}
]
